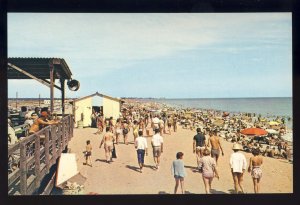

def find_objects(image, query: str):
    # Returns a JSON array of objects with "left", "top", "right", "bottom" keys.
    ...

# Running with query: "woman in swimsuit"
[
  {"left": 199, "top": 149, "right": 219, "bottom": 194},
  {"left": 133, "top": 120, "right": 139, "bottom": 142},
  {"left": 115, "top": 119, "right": 122, "bottom": 145},
  {"left": 248, "top": 148, "right": 263, "bottom": 193},
  {"left": 122, "top": 120, "right": 129, "bottom": 145}
]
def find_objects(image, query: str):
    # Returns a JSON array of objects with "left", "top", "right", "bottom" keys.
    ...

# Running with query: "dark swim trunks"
[
  {"left": 211, "top": 149, "right": 220, "bottom": 158},
  {"left": 123, "top": 128, "right": 128, "bottom": 135}
]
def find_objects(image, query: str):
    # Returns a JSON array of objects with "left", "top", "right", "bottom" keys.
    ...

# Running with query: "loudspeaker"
[{"left": 67, "top": 79, "right": 80, "bottom": 91}]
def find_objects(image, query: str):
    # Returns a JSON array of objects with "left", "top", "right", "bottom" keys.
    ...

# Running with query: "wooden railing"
[{"left": 8, "top": 115, "right": 74, "bottom": 195}]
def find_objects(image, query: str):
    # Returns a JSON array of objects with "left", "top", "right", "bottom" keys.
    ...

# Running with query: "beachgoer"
[
  {"left": 122, "top": 120, "right": 130, "bottom": 145},
  {"left": 248, "top": 148, "right": 263, "bottom": 193},
  {"left": 151, "top": 128, "right": 164, "bottom": 170},
  {"left": 135, "top": 130, "right": 148, "bottom": 173},
  {"left": 133, "top": 120, "right": 139, "bottom": 142},
  {"left": 91, "top": 109, "right": 97, "bottom": 128},
  {"left": 171, "top": 152, "right": 186, "bottom": 194},
  {"left": 152, "top": 115, "right": 160, "bottom": 131},
  {"left": 28, "top": 107, "right": 59, "bottom": 134},
  {"left": 207, "top": 130, "right": 224, "bottom": 165},
  {"left": 173, "top": 115, "right": 178, "bottom": 132},
  {"left": 193, "top": 128, "right": 206, "bottom": 168},
  {"left": 99, "top": 127, "right": 115, "bottom": 163},
  {"left": 84, "top": 140, "right": 93, "bottom": 167},
  {"left": 230, "top": 143, "right": 247, "bottom": 194},
  {"left": 96, "top": 115, "right": 104, "bottom": 134},
  {"left": 159, "top": 117, "right": 164, "bottom": 135},
  {"left": 167, "top": 116, "right": 172, "bottom": 135},
  {"left": 199, "top": 149, "right": 219, "bottom": 194},
  {"left": 115, "top": 119, "right": 122, "bottom": 144}
]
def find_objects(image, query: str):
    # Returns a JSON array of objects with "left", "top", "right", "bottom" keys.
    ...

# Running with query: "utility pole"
[{"left": 16, "top": 92, "right": 18, "bottom": 110}]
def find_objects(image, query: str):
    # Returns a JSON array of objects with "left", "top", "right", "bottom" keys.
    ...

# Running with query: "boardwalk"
[{"left": 67, "top": 126, "right": 293, "bottom": 194}]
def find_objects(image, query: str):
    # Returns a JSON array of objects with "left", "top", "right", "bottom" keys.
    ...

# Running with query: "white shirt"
[
  {"left": 230, "top": 152, "right": 247, "bottom": 173},
  {"left": 152, "top": 117, "right": 160, "bottom": 124},
  {"left": 135, "top": 136, "right": 148, "bottom": 150},
  {"left": 151, "top": 133, "right": 163, "bottom": 147}
]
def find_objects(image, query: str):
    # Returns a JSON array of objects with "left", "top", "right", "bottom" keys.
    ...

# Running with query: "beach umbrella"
[
  {"left": 213, "top": 119, "right": 225, "bottom": 127},
  {"left": 265, "top": 129, "right": 279, "bottom": 134},
  {"left": 269, "top": 121, "right": 280, "bottom": 126},
  {"left": 240, "top": 128, "right": 268, "bottom": 136}
]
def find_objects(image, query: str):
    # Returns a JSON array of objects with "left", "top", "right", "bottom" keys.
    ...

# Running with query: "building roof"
[
  {"left": 7, "top": 57, "right": 72, "bottom": 80},
  {"left": 74, "top": 92, "right": 121, "bottom": 103}
]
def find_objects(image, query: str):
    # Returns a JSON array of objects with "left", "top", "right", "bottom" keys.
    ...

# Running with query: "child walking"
[
  {"left": 171, "top": 152, "right": 187, "bottom": 194},
  {"left": 84, "top": 140, "right": 93, "bottom": 167}
]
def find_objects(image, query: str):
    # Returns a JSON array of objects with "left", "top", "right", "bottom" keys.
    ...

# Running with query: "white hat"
[{"left": 232, "top": 143, "right": 242, "bottom": 150}]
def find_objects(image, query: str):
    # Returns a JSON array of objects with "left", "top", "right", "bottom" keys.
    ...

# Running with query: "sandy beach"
[{"left": 66, "top": 125, "right": 293, "bottom": 194}]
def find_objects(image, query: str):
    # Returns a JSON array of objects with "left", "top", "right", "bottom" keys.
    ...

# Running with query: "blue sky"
[{"left": 7, "top": 13, "right": 292, "bottom": 99}]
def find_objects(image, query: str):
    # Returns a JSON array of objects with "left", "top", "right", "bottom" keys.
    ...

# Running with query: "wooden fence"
[{"left": 8, "top": 115, "right": 74, "bottom": 195}]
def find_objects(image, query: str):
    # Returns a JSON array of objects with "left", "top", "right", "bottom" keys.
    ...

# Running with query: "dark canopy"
[{"left": 7, "top": 57, "right": 72, "bottom": 80}]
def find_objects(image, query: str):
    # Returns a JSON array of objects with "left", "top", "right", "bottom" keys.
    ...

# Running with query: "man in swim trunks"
[
  {"left": 193, "top": 128, "right": 206, "bottom": 168},
  {"left": 207, "top": 130, "right": 224, "bottom": 165},
  {"left": 248, "top": 148, "right": 263, "bottom": 193},
  {"left": 99, "top": 127, "right": 115, "bottom": 163}
]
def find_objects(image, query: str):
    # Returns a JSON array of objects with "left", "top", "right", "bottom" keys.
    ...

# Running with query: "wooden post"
[
  {"left": 61, "top": 79, "right": 65, "bottom": 115},
  {"left": 62, "top": 121, "right": 66, "bottom": 150},
  {"left": 44, "top": 128, "right": 50, "bottom": 174},
  {"left": 49, "top": 64, "right": 54, "bottom": 114},
  {"left": 20, "top": 142, "right": 27, "bottom": 195},
  {"left": 34, "top": 134, "right": 41, "bottom": 189},
  {"left": 51, "top": 126, "right": 57, "bottom": 162},
  {"left": 57, "top": 125, "right": 62, "bottom": 156}
]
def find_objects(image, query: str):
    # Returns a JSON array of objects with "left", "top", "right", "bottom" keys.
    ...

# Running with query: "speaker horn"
[{"left": 67, "top": 79, "right": 80, "bottom": 91}]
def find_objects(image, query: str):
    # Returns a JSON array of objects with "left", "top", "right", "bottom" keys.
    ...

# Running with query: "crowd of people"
[{"left": 81, "top": 99, "right": 292, "bottom": 194}]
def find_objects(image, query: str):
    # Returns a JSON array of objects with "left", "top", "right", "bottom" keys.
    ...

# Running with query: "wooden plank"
[
  {"left": 34, "top": 134, "right": 41, "bottom": 189},
  {"left": 8, "top": 168, "right": 20, "bottom": 187},
  {"left": 26, "top": 174, "right": 36, "bottom": 195},
  {"left": 19, "top": 142, "right": 27, "bottom": 195},
  {"left": 40, "top": 163, "right": 47, "bottom": 177},
  {"left": 26, "top": 155, "right": 35, "bottom": 167},
  {"left": 44, "top": 129, "right": 50, "bottom": 174}
]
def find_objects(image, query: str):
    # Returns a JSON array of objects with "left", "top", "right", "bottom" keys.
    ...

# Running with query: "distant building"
[{"left": 72, "top": 92, "right": 122, "bottom": 128}]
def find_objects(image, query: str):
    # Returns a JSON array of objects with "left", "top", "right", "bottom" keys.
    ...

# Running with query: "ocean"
[{"left": 153, "top": 97, "right": 293, "bottom": 128}]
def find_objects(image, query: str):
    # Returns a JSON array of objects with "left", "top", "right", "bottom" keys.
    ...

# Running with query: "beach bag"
[{"left": 112, "top": 144, "right": 117, "bottom": 158}]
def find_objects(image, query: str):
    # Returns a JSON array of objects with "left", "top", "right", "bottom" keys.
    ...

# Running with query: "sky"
[{"left": 7, "top": 13, "right": 292, "bottom": 99}]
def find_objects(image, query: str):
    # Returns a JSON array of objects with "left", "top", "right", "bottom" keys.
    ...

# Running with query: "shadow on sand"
[
  {"left": 210, "top": 189, "right": 228, "bottom": 194},
  {"left": 95, "top": 159, "right": 109, "bottom": 163},
  {"left": 126, "top": 165, "right": 141, "bottom": 172}
]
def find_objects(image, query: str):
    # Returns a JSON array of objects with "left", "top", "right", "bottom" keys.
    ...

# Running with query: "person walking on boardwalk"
[
  {"left": 248, "top": 148, "right": 263, "bottom": 193},
  {"left": 193, "top": 128, "right": 206, "bottom": 168},
  {"left": 171, "top": 152, "right": 186, "bottom": 194},
  {"left": 84, "top": 140, "right": 93, "bottom": 167},
  {"left": 135, "top": 130, "right": 148, "bottom": 173},
  {"left": 230, "top": 143, "right": 247, "bottom": 194},
  {"left": 198, "top": 149, "right": 219, "bottom": 194},
  {"left": 207, "top": 130, "right": 224, "bottom": 165},
  {"left": 99, "top": 127, "right": 115, "bottom": 163},
  {"left": 151, "top": 128, "right": 164, "bottom": 170}
]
